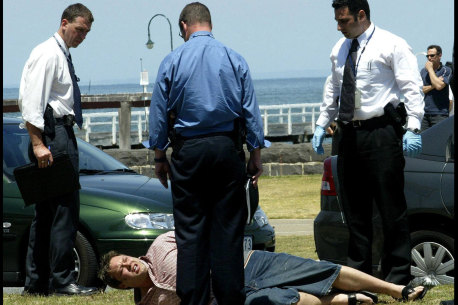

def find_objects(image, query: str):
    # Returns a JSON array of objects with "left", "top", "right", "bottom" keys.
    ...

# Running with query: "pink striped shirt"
[{"left": 133, "top": 231, "right": 217, "bottom": 305}]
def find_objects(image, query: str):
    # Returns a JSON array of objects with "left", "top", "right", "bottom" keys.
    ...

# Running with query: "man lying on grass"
[{"left": 98, "top": 231, "right": 427, "bottom": 305}]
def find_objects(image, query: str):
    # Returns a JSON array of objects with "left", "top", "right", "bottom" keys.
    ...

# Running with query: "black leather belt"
[
  {"left": 424, "top": 113, "right": 448, "bottom": 118},
  {"left": 55, "top": 115, "right": 76, "bottom": 126},
  {"left": 337, "top": 113, "right": 390, "bottom": 130},
  {"left": 176, "top": 131, "right": 234, "bottom": 141}
]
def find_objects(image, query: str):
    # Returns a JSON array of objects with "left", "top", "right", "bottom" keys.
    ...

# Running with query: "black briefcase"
[
  {"left": 13, "top": 153, "right": 80, "bottom": 206},
  {"left": 245, "top": 176, "right": 259, "bottom": 225}
]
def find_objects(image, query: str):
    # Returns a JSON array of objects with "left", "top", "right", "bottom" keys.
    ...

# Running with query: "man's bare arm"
[{"left": 25, "top": 122, "right": 53, "bottom": 168}]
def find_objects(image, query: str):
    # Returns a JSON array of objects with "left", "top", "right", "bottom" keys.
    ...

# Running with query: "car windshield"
[
  {"left": 3, "top": 122, "right": 134, "bottom": 181},
  {"left": 77, "top": 139, "right": 132, "bottom": 173}
]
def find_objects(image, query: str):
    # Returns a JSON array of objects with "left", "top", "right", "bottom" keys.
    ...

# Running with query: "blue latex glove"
[
  {"left": 403, "top": 130, "right": 422, "bottom": 157},
  {"left": 312, "top": 125, "right": 326, "bottom": 155}
]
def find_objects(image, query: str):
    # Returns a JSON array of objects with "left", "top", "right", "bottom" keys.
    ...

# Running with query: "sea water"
[{"left": 3, "top": 77, "right": 327, "bottom": 107}]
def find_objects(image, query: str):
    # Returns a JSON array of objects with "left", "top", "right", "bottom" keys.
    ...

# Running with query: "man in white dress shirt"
[
  {"left": 312, "top": 0, "right": 424, "bottom": 285},
  {"left": 18, "top": 3, "right": 97, "bottom": 296}
]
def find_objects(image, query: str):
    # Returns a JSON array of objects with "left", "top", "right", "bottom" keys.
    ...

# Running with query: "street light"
[
  {"left": 146, "top": 14, "right": 173, "bottom": 51},
  {"left": 415, "top": 52, "right": 427, "bottom": 57}
]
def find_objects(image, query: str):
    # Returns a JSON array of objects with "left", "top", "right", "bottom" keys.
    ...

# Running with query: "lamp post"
[{"left": 146, "top": 14, "right": 173, "bottom": 51}]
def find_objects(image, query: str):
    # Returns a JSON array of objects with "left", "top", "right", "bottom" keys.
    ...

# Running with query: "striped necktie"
[
  {"left": 338, "top": 39, "right": 359, "bottom": 122},
  {"left": 68, "top": 53, "right": 83, "bottom": 128}
]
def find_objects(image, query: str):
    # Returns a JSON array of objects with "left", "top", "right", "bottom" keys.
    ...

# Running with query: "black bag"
[
  {"left": 13, "top": 153, "right": 80, "bottom": 206},
  {"left": 245, "top": 176, "right": 259, "bottom": 225}
]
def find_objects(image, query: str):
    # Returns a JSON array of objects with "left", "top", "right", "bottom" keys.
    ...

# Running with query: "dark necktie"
[
  {"left": 68, "top": 53, "right": 83, "bottom": 128},
  {"left": 338, "top": 39, "right": 359, "bottom": 122}
]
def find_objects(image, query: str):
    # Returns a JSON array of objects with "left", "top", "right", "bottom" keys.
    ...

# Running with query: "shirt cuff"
[
  {"left": 246, "top": 139, "right": 271, "bottom": 152},
  {"left": 142, "top": 139, "right": 170, "bottom": 151},
  {"left": 406, "top": 116, "right": 422, "bottom": 131}
]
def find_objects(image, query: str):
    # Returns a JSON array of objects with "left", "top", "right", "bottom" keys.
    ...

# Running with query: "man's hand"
[
  {"left": 312, "top": 125, "right": 326, "bottom": 155},
  {"left": 155, "top": 161, "right": 171, "bottom": 188},
  {"left": 33, "top": 144, "right": 53, "bottom": 168},
  {"left": 403, "top": 130, "right": 422, "bottom": 157},
  {"left": 154, "top": 149, "right": 171, "bottom": 188},
  {"left": 425, "top": 61, "right": 434, "bottom": 71},
  {"left": 247, "top": 148, "right": 262, "bottom": 187}
]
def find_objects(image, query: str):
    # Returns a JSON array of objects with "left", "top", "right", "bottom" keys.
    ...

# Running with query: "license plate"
[{"left": 243, "top": 236, "right": 253, "bottom": 251}]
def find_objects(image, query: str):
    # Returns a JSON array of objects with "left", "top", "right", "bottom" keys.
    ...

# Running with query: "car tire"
[
  {"left": 410, "top": 230, "right": 454, "bottom": 286},
  {"left": 73, "top": 232, "right": 105, "bottom": 290}
]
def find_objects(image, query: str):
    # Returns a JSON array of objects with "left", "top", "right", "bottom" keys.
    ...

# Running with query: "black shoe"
[{"left": 52, "top": 283, "right": 98, "bottom": 296}]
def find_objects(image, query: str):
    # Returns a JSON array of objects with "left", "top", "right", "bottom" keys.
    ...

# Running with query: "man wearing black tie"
[
  {"left": 312, "top": 0, "right": 424, "bottom": 285},
  {"left": 18, "top": 3, "right": 97, "bottom": 296}
]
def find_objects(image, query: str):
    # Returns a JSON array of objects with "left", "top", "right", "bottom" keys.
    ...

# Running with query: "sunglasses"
[{"left": 426, "top": 54, "right": 437, "bottom": 58}]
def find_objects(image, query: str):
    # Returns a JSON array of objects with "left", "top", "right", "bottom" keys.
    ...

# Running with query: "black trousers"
[
  {"left": 337, "top": 122, "right": 412, "bottom": 285},
  {"left": 24, "top": 123, "right": 80, "bottom": 293},
  {"left": 421, "top": 113, "right": 448, "bottom": 131},
  {"left": 170, "top": 135, "right": 247, "bottom": 305}
]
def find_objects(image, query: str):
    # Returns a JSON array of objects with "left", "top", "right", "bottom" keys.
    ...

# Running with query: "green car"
[{"left": 3, "top": 117, "right": 275, "bottom": 289}]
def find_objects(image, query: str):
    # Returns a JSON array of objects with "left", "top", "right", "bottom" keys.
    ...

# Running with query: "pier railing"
[
  {"left": 3, "top": 94, "right": 322, "bottom": 147},
  {"left": 260, "top": 103, "right": 321, "bottom": 142}
]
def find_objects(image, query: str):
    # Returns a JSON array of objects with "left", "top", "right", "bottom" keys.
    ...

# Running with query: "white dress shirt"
[
  {"left": 18, "top": 33, "right": 76, "bottom": 131},
  {"left": 316, "top": 23, "right": 424, "bottom": 131}
]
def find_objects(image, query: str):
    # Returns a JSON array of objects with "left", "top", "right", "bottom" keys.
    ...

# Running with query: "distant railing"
[
  {"left": 260, "top": 103, "right": 321, "bottom": 136},
  {"left": 3, "top": 95, "right": 323, "bottom": 146},
  {"left": 81, "top": 110, "right": 149, "bottom": 145},
  {"left": 77, "top": 103, "right": 322, "bottom": 146}
]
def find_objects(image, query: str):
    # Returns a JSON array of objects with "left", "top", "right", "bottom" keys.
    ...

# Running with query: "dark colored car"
[
  {"left": 3, "top": 117, "right": 275, "bottom": 288},
  {"left": 314, "top": 116, "right": 454, "bottom": 286}
]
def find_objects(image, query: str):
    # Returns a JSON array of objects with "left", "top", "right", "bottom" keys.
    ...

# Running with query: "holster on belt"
[
  {"left": 167, "top": 110, "right": 179, "bottom": 151},
  {"left": 43, "top": 104, "right": 56, "bottom": 138},
  {"left": 383, "top": 102, "right": 407, "bottom": 138}
]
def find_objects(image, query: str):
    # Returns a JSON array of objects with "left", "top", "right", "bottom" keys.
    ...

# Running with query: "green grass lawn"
[
  {"left": 258, "top": 175, "right": 322, "bottom": 219},
  {"left": 3, "top": 176, "right": 454, "bottom": 304}
]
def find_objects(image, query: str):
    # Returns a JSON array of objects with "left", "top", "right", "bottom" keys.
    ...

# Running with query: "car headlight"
[
  {"left": 253, "top": 208, "right": 269, "bottom": 227},
  {"left": 125, "top": 213, "right": 175, "bottom": 230}
]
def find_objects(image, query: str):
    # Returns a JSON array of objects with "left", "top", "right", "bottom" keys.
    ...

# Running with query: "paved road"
[
  {"left": 3, "top": 219, "right": 313, "bottom": 295},
  {"left": 269, "top": 219, "right": 314, "bottom": 236}
]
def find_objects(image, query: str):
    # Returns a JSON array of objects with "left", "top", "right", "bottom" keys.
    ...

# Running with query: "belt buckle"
[{"left": 352, "top": 120, "right": 362, "bottom": 128}]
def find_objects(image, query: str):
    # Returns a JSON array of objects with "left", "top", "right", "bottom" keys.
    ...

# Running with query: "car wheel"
[
  {"left": 410, "top": 230, "right": 454, "bottom": 286},
  {"left": 73, "top": 232, "right": 105, "bottom": 290}
]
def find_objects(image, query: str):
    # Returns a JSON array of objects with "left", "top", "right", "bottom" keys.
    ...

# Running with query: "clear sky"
[{"left": 3, "top": 0, "right": 454, "bottom": 88}]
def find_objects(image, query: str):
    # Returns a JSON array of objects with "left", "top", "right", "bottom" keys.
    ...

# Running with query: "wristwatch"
[{"left": 407, "top": 128, "right": 421, "bottom": 135}]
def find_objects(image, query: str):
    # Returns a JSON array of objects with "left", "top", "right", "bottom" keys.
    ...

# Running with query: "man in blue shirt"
[
  {"left": 146, "top": 3, "right": 268, "bottom": 305},
  {"left": 420, "top": 45, "right": 453, "bottom": 130}
]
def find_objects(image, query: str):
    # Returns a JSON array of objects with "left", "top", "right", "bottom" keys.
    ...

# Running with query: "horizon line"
[{"left": 3, "top": 75, "right": 329, "bottom": 89}]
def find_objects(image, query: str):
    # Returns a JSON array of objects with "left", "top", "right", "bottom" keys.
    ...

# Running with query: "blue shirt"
[
  {"left": 147, "top": 31, "right": 269, "bottom": 151},
  {"left": 420, "top": 63, "right": 452, "bottom": 115}
]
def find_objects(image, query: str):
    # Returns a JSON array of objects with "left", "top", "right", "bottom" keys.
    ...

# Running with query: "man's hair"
[
  {"left": 179, "top": 2, "right": 212, "bottom": 32},
  {"left": 427, "top": 45, "right": 442, "bottom": 55},
  {"left": 332, "top": 0, "right": 370, "bottom": 21},
  {"left": 98, "top": 250, "right": 126, "bottom": 289},
  {"left": 61, "top": 3, "right": 94, "bottom": 23}
]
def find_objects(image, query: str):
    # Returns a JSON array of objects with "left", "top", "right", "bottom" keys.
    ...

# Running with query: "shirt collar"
[
  {"left": 189, "top": 31, "right": 214, "bottom": 40},
  {"left": 53, "top": 32, "right": 69, "bottom": 56},
  {"left": 355, "top": 23, "right": 375, "bottom": 48}
]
